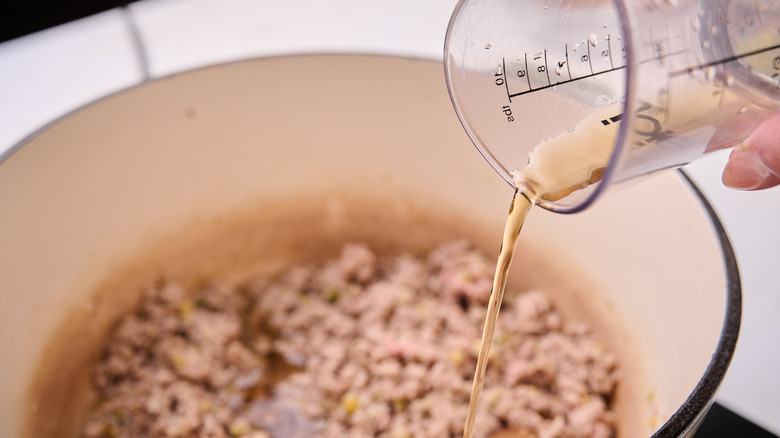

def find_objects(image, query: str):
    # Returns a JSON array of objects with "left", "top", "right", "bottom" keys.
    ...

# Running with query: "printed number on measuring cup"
[
  {"left": 494, "top": 70, "right": 505, "bottom": 86},
  {"left": 493, "top": 70, "right": 514, "bottom": 122}
]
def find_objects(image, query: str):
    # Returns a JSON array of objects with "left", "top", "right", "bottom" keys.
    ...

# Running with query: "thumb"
[{"left": 722, "top": 112, "right": 780, "bottom": 190}]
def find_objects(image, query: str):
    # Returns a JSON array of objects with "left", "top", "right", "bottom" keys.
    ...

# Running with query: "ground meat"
[
  {"left": 83, "top": 241, "right": 618, "bottom": 438},
  {"left": 84, "top": 283, "right": 271, "bottom": 438}
]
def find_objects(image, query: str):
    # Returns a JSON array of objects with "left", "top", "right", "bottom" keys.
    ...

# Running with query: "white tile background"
[{"left": 1, "top": 0, "right": 778, "bottom": 434}]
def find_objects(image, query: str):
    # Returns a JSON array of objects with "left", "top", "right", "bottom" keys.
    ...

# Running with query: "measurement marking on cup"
[
  {"left": 506, "top": 62, "right": 626, "bottom": 100},
  {"left": 501, "top": 58, "right": 511, "bottom": 100},
  {"left": 505, "top": 35, "right": 626, "bottom": 101},
  {"left": 587, "top": 39, "right": 595, "bottom": 74},
  {"left": 670, "top": 43, "right": 780, "bottom": 76},
  {"left": 524, "top": 53, "right": 531, "bottom": 89},
  {"left": 600, "top": 114, "right": 623, "bottom": 125},
  {"left": 649, "top": 27, "right": 658, "bottom": 60},
  {"left": 544, "top": 49, "right": 552, "bottom": 85}
]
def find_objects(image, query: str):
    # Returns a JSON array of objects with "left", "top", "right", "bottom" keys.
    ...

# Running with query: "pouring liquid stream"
[
  {"left": 462, "top": 108, "right": 617, "bottom": 438},
  {"left": 461, "top": 189, "right": 534, "bottom": 438}
]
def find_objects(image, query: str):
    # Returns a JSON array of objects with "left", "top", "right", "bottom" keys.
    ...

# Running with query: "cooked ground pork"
[{"left": 83, "top": 241, "right": 618, "bottom": 438}]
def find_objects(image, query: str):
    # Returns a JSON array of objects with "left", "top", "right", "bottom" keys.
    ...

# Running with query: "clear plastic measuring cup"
[{"left": 444, "top": 0, "right": 780, "bottom": 212}]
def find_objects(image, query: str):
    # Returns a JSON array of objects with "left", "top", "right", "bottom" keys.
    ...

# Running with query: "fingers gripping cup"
[{"left": 444, "top": 0, "right": 780, "bottom": 212}]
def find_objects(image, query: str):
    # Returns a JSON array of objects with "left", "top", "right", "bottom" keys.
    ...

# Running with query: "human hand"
[{"left": 722, "top": 112, "right": 780, "bottom": 190}]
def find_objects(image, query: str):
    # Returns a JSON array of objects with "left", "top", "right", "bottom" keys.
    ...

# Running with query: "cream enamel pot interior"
[{"left": 0, "top": 55, "right": 739, "bottom": 438}]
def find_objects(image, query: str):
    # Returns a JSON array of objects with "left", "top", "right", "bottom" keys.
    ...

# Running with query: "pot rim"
[{"left": 652, "top": 169, "right": 741, "bottom": 437}]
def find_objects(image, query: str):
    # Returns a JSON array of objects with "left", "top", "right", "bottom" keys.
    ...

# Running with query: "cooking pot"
[{"left": 0, "top": 55, "right": 739, "bottom": 438}]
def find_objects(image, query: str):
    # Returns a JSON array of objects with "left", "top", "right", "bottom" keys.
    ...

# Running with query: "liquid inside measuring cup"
[{"left": 445, "top": 0, "right": 780, "bottom": 212}]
